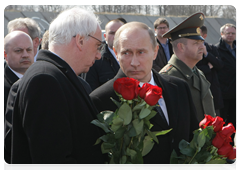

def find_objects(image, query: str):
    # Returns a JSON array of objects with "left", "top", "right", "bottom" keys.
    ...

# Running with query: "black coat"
[
  {"left": 4, "top": 64, "right": 19, "bottom": 114},
  {"left": 11, "top": 50, "right": 105, "bottom": 164},
  {"left": 196, "top": 42, "right": 224, "bottom": 109},
  {"left": 152, "top": 38, "right": 173, "bottom": 72},
  {"left": 215, "top": 38, "right": 236, "bottom": 99},
  {"left": 90, "top": 69, "right": 199, "bottom": 164},
  {"left": 86, "top": 43, "right": 120, "bottom": 90}
]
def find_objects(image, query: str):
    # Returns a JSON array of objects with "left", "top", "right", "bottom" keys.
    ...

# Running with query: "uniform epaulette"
[{"left": 160, "top": 64, "right": 173, "bottom": 73}]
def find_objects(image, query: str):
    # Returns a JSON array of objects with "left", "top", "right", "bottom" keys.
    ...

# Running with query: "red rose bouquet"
[
  {"left": 91, "top": 77, "right": 171, "bottom": 163},
  {"left": 170, "top": 114, "right": 236, "bottom": 164}
]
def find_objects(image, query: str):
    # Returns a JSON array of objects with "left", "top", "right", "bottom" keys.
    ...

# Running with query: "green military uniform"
[
  {"left": 160, "top": 54, "right": 215, "bottom": 121},
  {"left": 159, "top": 12, "right": 216, "bottom": 121}
]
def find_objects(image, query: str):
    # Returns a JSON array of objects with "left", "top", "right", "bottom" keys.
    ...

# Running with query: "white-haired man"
[{"left": 10, "top": 7, "right": 105, "bottom": 164}]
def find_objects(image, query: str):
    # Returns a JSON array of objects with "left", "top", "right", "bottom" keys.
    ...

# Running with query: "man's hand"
[
  {"left": 203, "top": 45, "right": 208, "bottom": 56},
  {"left": 208, "top": 62, "right": 213, "bottom": 69}
]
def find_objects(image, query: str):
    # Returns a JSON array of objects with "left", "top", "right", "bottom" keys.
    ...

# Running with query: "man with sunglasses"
[
  {"left": 86, "top": 19, "right": 124, "bottom": 90},
  {"left": 9, "top": 7, "right": 106, "bottom": 163}
]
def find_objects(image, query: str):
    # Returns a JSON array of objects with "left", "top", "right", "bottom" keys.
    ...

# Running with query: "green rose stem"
[{"left": 188, "top": 149, "right": 198, "bottom": 164}]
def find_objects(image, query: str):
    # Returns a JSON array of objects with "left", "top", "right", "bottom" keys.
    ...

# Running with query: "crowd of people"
[{"left": 4, "top": 7, "right": 236, "bottom": 164}]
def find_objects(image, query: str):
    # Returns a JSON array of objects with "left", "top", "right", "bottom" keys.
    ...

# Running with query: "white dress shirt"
[
  {"left": 8, "top": 66, "right": 23, "bottom": 79},
  {"left": 139, "top": 71, "right": 169, "bottom": 124}
]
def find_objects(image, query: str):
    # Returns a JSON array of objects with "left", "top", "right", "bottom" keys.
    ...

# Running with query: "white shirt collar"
[
  {"left": 8, "top": 65, "right": 23, "bottom": 79},
  {"left": 34, "top": 49, "right": 39, "bottom": 62},
  {"left": 108, "top": 46, "right": 119, "bottom": 64},
  {"left": 139, "top": 71, "right": 155, "bottom": 87},
  {"left": 139, "top": 71, "right": 169, "bottom": 125}
]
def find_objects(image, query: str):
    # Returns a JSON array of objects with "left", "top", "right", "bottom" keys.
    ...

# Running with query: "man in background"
[
  {"left": 196, "top": 25, "right": 224, "bottom": 116},
  {"left": 216, "top": 23, "right": 236, "bottom": 135},
  {"left": 4, "top": 31, "right": 34, "bottom": 163},
  {"left": 7, "top": 17, "right": 42, "bottom": 61},
  {"left": 86, "top": 19, "right": 124, "bottom": 90},
  {"left": 153, "top": 18, "right": 173, "bottom": 72}
]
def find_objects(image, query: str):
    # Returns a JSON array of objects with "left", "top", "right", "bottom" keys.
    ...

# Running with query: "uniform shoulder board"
[{"left": 160, "top": 64, "right": 173, "bottom": 73}]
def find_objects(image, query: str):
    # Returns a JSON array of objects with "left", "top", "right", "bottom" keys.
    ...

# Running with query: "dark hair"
[
  {"left": 154, "top": 18, "right": 169, "bottom": 29},
  {"left": 117, "top": 18, "right": 127, "bottom": 24},
  {"left": 200, "top": 25, "right": 207, "bottom": 34}
]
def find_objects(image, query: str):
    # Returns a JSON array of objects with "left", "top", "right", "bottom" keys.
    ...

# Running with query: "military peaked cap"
[{"left": 163, "top": 12, "right": 205, "bottom": 41}]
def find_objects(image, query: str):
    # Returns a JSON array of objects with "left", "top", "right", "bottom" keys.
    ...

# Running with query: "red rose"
[
  {"left": 199, "top": 114, "right": 214, "bottom": 129},
  {"left": 144, "top": 85, "right": 162, "bottom": 106},
  {"left": 212, "top": 132, "right": 225, "bottom": 149},
  {"left": 227, "top": 147, "right": 236, "bottom": 160},
  {"left": 138, "top": 83, "right": 151, "bottom": 99},
  {"left": 220, "top": 123, "right": 236, "bottom": 139},
  {"left": 113, "top": 77, "right": 139, "bottom": 100},
  {"left": 217, "top": 142, "right": 233, "bottom": 157},
  {"left": 212, "top": 116, "right": 225, "bottom": 132}
]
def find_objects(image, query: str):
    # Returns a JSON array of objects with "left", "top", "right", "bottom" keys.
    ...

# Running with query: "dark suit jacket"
[
  {"left": 86, "top": 43, "right": 120, "bottom": 90},
  {"left": 196, "top": 42, "right": 224, "bottom": 109},
  {"left": 90, "top": 69, "right": 199, "bottom": 164},
  {"left": 152, "top": 38, "right": 173, "bottom": 72},
  {"left": 216, "top": 38, "right": 236, "bottom": 99},
  {"left": 11, "top": 50, "right": 105, "bottom": 164},
  {"left": 4, "top": 64, "right": 19, "bottom": 114}
]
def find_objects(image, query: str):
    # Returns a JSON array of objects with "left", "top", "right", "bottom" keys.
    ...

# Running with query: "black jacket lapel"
[{"left": 152, "top": 70, "right": 178, "bottom": 130}]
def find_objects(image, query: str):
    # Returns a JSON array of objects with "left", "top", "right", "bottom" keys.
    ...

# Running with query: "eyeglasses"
[
  {"left": 73, "top": 34, "right": 105, "bottom": 52},
  {"left": 156, "top": 26, "right": 168, "bottom": 30}
]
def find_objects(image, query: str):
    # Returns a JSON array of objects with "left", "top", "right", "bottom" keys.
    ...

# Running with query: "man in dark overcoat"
[
  {"left": 216, "top": 23, "right": 236, "bottom": 145},
  {"left": 90, "top": 22, "right": 199, "bottom": 164},
  {"left": 86, "top": 19, "right": 124, "bottom": 90},
  {"left": 153, "top": 18, "right": 173, "bottom": 72},
  {"left": 4, "top": 31, "right": 34, "bottom": 163},
  {"left": 196, "top": 25, "right": 224, "bottom": 115},
  {"left": 10, "top": 7, "right": 106, "bottom": 164}
]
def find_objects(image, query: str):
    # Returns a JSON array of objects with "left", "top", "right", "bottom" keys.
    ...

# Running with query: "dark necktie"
[{"left": 155, "top": 105, "right": 168, "bottom": 126}]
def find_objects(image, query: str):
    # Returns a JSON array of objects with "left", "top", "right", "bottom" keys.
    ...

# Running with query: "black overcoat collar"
[
  {"left": 4, "top": 64, "right": 19, "bottom": 85},
  {"left": 37, "top": 50, "right": 99, "bottom": 117}
]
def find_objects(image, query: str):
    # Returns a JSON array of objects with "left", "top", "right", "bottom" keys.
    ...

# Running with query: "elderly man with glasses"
[{"left": 9, "top": 7, "right": 106, "bottom": 164}]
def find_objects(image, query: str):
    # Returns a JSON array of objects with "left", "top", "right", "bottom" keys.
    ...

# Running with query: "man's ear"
[
  {"left": 75, "top": 34, "right": 85, "bottom": 51},
  {"left": 4, "top": 51, "right": 7, "bottom": 60},
  {"left": 113, "top": 47, "right": 119, "bottom": 61},
  {"left": 153, "top": 45, "right": 159, "bottom": 60},
  {"left": 32, "top": 37, "right": 40, "bottom": 48}
]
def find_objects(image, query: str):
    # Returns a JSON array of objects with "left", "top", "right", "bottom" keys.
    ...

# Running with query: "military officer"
[{"left": 160, "top": 12, "right": 216, "bottom": 122}]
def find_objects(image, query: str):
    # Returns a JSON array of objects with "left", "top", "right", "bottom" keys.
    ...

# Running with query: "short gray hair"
[
  {"left": 220, "top": 23, "right": 236, "bottom": 34},
  {"left": 7, "top": 17, "right": 41, "bottom": 39},
  {"left": 171, "top": 38, "right": 188, "bottom": 53},
  {"left": 113, "top": 22, "right": 157, "bottom": 51},
  {"left": 49, "top": 7, "right": 101, "bottom": 46}
]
